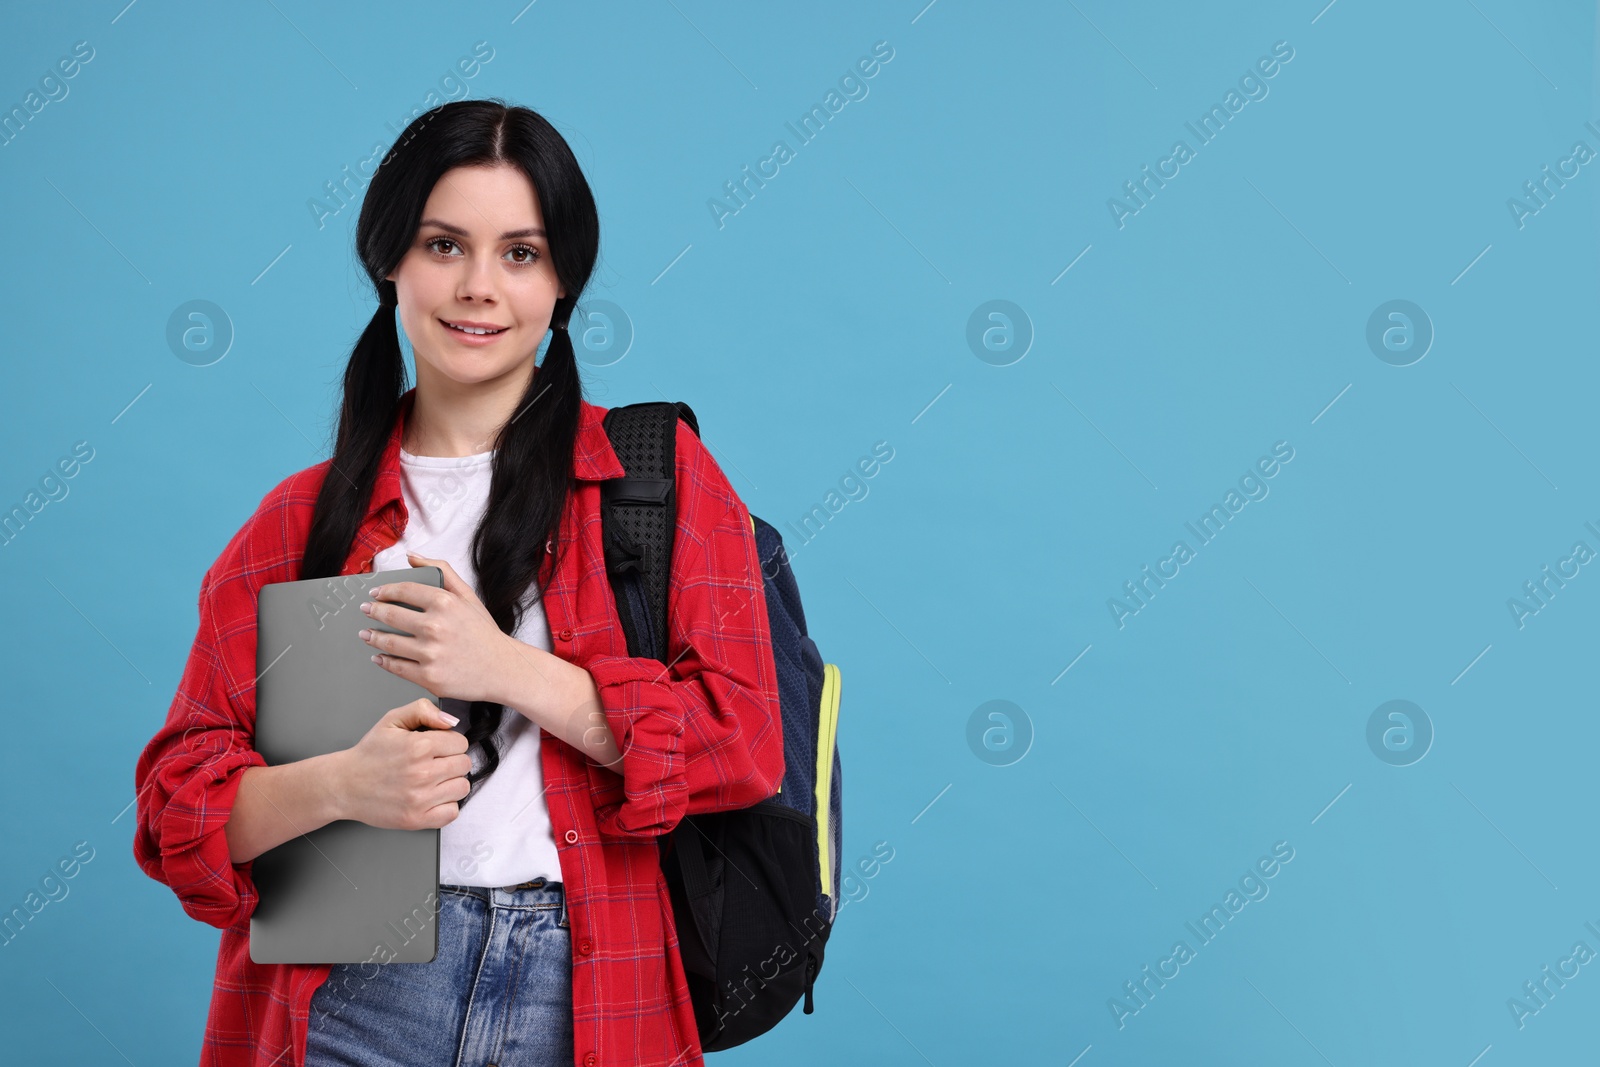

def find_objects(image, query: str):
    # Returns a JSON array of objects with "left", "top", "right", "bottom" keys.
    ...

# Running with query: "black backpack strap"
[
  {"left": 600, "top": 400, "right": 720, "bottom": 973},
  {"left": 671, "top": 400, "right": 700, "bottom": 439},
  {"left": 598, "top": 401, "right": 700, "bottom": 662}
]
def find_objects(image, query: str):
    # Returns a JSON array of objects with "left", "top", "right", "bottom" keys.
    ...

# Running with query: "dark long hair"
[{"left": 299, "top": 99, "right": 600, "bottom": 802}]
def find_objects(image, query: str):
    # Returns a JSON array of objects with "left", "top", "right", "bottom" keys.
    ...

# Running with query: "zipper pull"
[{"left": 803, "top": 953, "right": 816, "bottom": 1013}]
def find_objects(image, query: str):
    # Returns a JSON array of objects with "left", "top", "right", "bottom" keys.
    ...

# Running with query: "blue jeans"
[{"left": 305, "top": 878, "right": 574, "bottom": 1067}]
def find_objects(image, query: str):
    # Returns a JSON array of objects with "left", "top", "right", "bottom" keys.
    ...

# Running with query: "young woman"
[{"left": 133, "top": 99, "right": 785, "bottom": 1067}]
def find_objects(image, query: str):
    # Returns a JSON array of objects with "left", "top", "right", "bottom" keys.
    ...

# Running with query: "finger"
[
  {"left": 427, "top": 730, "right": 470, "bottom": 757},
  {"left": 362, "top": 623, "right": 421, "bottom": 658},
  {"left": 361, "top": 594, "right": 435, "bottom": 637},
  {"left": 429, "top": 752, "right": 473, "bottom": 782},
  {"left": 363, "top": 585, "right": 438, "bottom": 617},
  {"left": 406, "top": 553, "right": 475, "bottom": 600},
  {"left": 387, "top": 699, "right": 456, "bottom": 730},
  {"left": 373, "top": 650, "right": 440, "bottom": 701},
  {"left": 421, "top": 801, "right": 461, "bottom": 829},
  {"left": 436, "top": 775, "right": 473, "bottom": 803}
]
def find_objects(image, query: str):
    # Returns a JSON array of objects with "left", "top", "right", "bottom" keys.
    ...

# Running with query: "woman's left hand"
[{"left": 359, "top": 552, "right": 519, "bottom": 705}]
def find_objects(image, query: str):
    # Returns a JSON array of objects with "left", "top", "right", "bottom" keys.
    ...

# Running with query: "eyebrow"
[{"left": 418, "top": 218, "right": 546, "bottom": 240}]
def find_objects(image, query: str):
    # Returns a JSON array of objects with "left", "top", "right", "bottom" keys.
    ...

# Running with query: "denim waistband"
[{"left": 440, "top": 878, "right": 568, "bottom": 927}]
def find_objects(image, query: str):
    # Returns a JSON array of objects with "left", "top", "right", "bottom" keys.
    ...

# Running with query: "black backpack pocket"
[{"left": 662, "top": 799, "right": 828, "bottom": 1051}]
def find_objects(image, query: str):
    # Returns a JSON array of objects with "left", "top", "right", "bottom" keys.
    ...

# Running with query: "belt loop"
[{"left": 558, "top": 884, "right": 569, "bottom": 929}]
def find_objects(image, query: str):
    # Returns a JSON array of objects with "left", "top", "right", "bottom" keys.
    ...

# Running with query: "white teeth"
[{"left": 445, "top": 322, "right": 503, "bottom": 335}]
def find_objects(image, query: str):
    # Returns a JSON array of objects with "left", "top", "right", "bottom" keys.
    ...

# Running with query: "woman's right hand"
[{"left": 332, "top": 698, "right": 473, "bottom": 830}]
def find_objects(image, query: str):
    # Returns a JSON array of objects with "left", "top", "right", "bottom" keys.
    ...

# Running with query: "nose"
[{"left": 457, "top": 253, "right": 499, "bottom": 304}]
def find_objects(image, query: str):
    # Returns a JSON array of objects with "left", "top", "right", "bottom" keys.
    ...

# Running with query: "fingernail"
[
  {"left": 441, "top": 712, "right": 460, "bottom": 726},
  {"left": 358, "top": 629, "right": 371, "bottom": 641},
  {"left": 370, "top": 586, "right": 383, "bottom": 598}
]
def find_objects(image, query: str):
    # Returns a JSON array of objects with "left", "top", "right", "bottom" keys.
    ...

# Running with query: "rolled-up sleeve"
[
  {"left": 583, "top": 423, "right": 785, "bottom": 838},
  {"left": 133, "top": 566, "right": 267, "bottom": 930}
]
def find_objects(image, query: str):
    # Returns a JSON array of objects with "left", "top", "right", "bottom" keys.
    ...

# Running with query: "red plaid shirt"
[{"left": 133, "top": 387, "right": 784, "bottom": 1067}]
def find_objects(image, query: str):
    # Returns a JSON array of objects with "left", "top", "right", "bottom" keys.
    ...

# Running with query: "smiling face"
[{"left": 385, "top": 163, "right": 566, "bottom": 392}]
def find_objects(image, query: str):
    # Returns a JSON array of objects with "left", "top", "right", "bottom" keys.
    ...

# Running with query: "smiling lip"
[{"left": 439, "top": 318, "right": 510, "bottom": 342}]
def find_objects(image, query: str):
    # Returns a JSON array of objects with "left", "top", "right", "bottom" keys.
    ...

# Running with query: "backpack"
[{"left": 597, "top": 400, "right": 843, "bottom": 1052}]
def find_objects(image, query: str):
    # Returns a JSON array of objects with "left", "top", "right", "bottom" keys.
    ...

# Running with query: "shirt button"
[
  {"left": 578, "top": 938, "right": 592, "bottom": 955},
  {"left": 564, "top": 829, "right": 579, "bottom": 844},
  {"left": 559, "top": 628, "right": 574, "bottom": 641},
  {"left": 583, "top": 1053, "right": 597, "bottom": 1067}
]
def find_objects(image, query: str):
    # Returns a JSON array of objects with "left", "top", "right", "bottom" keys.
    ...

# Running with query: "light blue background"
[{"left": 2, "top": 1, "right": 1598, "bottom": 1063}]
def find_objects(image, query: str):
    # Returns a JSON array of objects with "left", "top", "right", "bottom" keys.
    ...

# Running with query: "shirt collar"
[{"left": 365, "top": 387, "right": 627, "bottom": 521}]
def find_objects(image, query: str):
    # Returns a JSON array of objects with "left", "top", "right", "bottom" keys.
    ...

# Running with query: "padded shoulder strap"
[{"left": 599, "top": 402, "right": 698, "bottom": 660}]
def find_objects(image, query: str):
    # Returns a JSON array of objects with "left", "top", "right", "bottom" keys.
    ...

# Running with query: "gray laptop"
[{"left": 250, "top": 566, "right": 444, "bottom": 965}]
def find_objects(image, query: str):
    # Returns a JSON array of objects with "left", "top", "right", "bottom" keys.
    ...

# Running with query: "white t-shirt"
[{"left": 372, "top": 446, "right": 563, "bottom": 887}]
